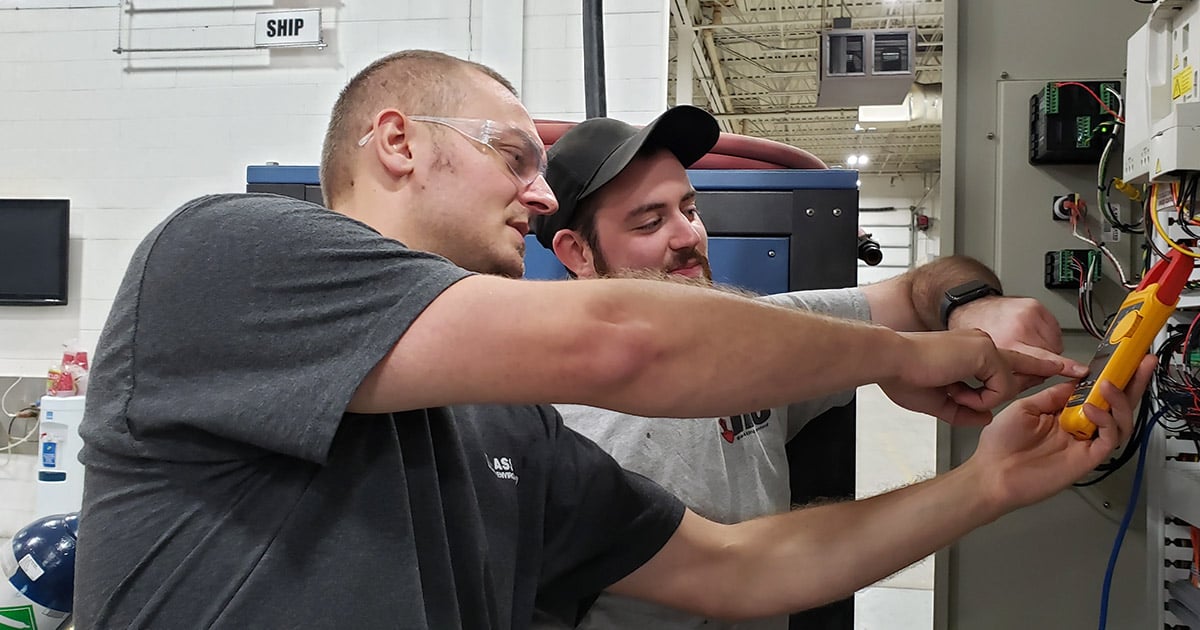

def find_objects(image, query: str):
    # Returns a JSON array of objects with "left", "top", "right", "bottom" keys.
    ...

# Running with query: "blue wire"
[{"left": 1097, "top": 407, "right": 1167, "bottom": 630}]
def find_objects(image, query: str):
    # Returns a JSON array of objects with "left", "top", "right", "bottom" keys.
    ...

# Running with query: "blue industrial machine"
[
  {"left": 246, "top": 165, "right": 856, "bottom": 295},
  {"left": 247, "top": 164, "right": 860, "bottom": 628}
]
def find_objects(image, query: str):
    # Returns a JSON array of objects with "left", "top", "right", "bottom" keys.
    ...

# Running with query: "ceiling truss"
[{"left": 669, "top": 0, "right": 944, "bottom": 174}]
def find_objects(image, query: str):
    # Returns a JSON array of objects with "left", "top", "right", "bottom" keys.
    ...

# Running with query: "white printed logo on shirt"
[{"left": 486, "top": 454, "right": 519, "bottom": 485}]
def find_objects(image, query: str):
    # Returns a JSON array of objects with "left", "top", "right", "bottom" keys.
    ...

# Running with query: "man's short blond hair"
[{"left": 319, "top": 50, "right": 517, "bottom": 206}]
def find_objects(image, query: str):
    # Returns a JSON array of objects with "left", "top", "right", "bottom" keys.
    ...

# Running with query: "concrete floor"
[{"left": 854, "top": 383, "right": 938, "bottom": 630}]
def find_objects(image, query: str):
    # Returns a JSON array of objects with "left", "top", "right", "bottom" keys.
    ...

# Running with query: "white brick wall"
[
  {"left": 0, "top": 0, "right": 671, "bottom": 379},
  {"left": 0, "top": 454, "right": 38, "bottom": 540},
  {"left": 521, "top": 0, "right": 669, "bottom": 124}
]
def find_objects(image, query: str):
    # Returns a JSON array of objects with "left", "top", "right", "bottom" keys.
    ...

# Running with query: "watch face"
[
  {"left": 949, "top": 280, "right": 992, "bottom": 301},
  {"left": 941, "top": 281, "right": 1000, "bottom": 328}
]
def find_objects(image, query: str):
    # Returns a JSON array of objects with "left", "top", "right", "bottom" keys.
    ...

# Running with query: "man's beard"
[
  {"left": 595, "top": 246, "right": 715, "bottom": 286},
  {"left": 679, "top": 251, "right": 714, "bottom": 282}
]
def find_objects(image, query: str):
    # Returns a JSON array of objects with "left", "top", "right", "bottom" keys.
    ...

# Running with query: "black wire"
[
  {"left": 1190, "top": 172, "right": 1200, "bottom": 229},
  {"left": 1146, "top": 195, "right": 1169, "bottom": 260},
  {"left": 1075, "top": 389, "right": 1152, "bottom": 486},
  {"left": 1092, "top": 120, "right": 1143, "bottom": 233},
  {"left": 1083, "top": 309, "right": 1200, "bottom": 485},
  {"left": 1088, "top": 279, "right": 1109, "bottom": 329},
  {"left": 1177, "top": 174, "right": 1200, "bottom": 240},
  {"left": 1155, "top": 325, "right": 1200, "bottom": 430},
  {"left": 5, "top": 405, "right": 38, "bottom": 446},
  {"left": 1076, "top": 327, "right": 1200, "bottom": 485}
]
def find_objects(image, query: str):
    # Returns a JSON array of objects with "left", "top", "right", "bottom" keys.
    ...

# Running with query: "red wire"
[
  {"left": 1069, "top": 194, "right": 1097, "bottom": 242},
  {"left": 1184, "top": 313, "right": 1200, "bottom": 412},
  {"left": 1054, "top": 81, "right": 1125, "bottom": 123},
  {"left": 1070, "top": 258, "right": 1100, "bottom": 338}
]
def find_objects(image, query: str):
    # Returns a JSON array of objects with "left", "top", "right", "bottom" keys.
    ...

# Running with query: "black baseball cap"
[{"left": 532, "top": 105, "right": 720, "bottom": 250}]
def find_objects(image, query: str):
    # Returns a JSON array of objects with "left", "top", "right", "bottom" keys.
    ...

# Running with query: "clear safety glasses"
[{"left": 357, "top": 115, "right": 547, "bottom": 188}]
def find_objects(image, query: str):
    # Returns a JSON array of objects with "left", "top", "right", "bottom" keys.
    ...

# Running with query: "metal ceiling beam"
[
  {"left": 690, "top": 11, "right": 945, "bottom": 30},
  {"left": 673, "top": 3, "right": 695, "bottom": 105},
  {"left": 779, "top": 139, "right": 941, "bottom": 147},
  {"left": 709, "top": 38, "right": 943, "bottom": 53},
  {"left": 728, "top": 90, "right": 818, "bottom": 98},
  {"left": 713, "top": 110, "right": 853, "bottom": 120},
  {"left": 701, "top": 9, "right": 736, "bottom": 117},
  {"left": 671, "top": 0, "right": 735, "bottom": 132},
  {"left": 710, "top": 55, "right": 943, "bottom": 71}
]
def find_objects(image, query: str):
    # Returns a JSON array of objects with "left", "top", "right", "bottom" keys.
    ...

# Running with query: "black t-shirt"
[{"left": 74, "top": 194, "right": 684, "bottom": 629}]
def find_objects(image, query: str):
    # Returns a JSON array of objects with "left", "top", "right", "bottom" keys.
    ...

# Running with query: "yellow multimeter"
[{"left": 1060, "top": 248, "right": 1194, "bottom": 440}]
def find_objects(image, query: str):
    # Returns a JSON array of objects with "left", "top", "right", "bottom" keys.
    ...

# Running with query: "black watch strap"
[{"left": 939, "top": 280, "right": 1002, "bottom": 329}]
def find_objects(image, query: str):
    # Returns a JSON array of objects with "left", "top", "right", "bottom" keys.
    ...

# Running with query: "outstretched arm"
[
  {"left": 350, "top": 274, "right": 1062, "bottom": 424},
  {"left": 858, "top": 255, "right": 1084, "bottom": 384},
  {"left": 608, "top": 356, "right": 1154, "bottom": 620}
]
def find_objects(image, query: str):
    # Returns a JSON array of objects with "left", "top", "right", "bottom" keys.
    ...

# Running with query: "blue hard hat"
[{"left": 6, "top": 512, "right": 80, "bottom": 614}]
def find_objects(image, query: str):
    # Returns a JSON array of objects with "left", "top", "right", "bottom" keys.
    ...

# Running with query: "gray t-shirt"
[
  {"left": 74, "top": 194, "right": 685, "bottom": 629},
  {"left": 546, "top": 289, "right": 871, "bottom": 630}
]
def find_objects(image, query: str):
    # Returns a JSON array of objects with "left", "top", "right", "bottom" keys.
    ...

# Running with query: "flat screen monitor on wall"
[{"left": 0, "top": 199, "right": 69, "bottom": 306}]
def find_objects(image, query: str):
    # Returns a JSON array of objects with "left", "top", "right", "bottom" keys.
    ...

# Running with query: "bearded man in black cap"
[{"left": 532, "top": 105, "right": 1104, "bottom": 630}]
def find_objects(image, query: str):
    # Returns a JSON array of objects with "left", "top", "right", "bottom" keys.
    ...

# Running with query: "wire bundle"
[
  {"left": 1150, "top": 181, "right": 1200, "bottom": 261},
  {"left": 1095, "top": 322, "right": 1200, "bottom": 629},
  {"left": 1, "top": 377, "right": 40, "bottom": 468},
  {"left": 1090, "top": 84, "right": 1145, "bottom": 236},
  {"left": 1064, "top": 191, "right": 1131, "bottom": 337},
  {"left": 1152, "top": 321, "right": 1200, "bottom": 439},
  {"left": 1070, "top": 254, "right": 1106, "bottom": 339}
]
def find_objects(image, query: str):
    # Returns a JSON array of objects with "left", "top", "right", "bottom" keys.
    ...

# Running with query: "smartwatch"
[{"left": 939, "top": 280, "right": 1002, "bottom": 329}]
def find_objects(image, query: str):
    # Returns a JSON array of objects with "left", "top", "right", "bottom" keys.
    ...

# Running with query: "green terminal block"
[
  {"left": 1030, "top": 80, "right": 1117, "bottom": 164},
  {"left": 1100, "top": 82, "right": 1117, "bottom": 110},
  {"left": 1043, "top": 84, "right": 1060, "bottom": 114},
  {"left": 1075, "top": 115, "right": 1092, "bottom": 148},
  {"left": 1044, "top": 249, "right": 1101, "bottom": 289}
]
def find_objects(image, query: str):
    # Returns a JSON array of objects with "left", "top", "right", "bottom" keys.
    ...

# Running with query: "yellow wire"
[{"left": 1149, "top": 183, "right": 1200, "bottom": 259}]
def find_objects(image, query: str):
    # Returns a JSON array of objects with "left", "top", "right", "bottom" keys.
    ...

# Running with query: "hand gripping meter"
[{"left": 1060, "top": 248, "right": 1194, "bottom": 439}]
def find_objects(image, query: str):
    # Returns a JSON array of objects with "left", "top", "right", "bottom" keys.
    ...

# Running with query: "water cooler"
[{"left": 35, "top": 396, "right": 86, "bottom": 519}]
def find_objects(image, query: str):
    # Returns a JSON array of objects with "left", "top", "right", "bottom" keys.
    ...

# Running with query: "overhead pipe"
[
  {"left": 857, "top": 83, "right": 944, "bottom": 126},
  {"left": 582, "top": 0, "right": 606, "bottom": 118}
]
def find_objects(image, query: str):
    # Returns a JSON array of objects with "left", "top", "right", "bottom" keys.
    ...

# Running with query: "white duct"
[{"left": 858, "top": 82, "right": 943, "bottom": 125}]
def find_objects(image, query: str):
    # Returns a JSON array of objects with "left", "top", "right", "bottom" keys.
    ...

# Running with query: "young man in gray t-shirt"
[{"left": 533, "top": 107, "right": 1085, "bottom": 630}]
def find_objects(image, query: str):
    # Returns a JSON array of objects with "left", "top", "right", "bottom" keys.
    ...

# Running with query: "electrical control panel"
[
  {"left": 1030, "top": 80, "right": 1122, "bottom": 164},
  {"left": 995, "top": 79, "right": 1135, "bottom": 331}
]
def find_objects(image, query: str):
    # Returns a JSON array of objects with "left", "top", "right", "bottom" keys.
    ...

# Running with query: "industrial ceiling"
[{"left": 669, "top": 0, "right": 945, "bottom": 174}]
